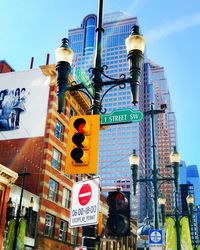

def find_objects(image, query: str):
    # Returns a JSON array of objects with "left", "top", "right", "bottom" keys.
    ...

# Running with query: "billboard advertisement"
[{"left": 0, "top": 68, "right": 50, "bottom": 139}]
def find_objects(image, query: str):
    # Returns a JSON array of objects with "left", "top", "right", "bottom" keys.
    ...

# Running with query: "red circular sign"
[{"left": 78, "top": 184, "right": 92, "bottom": 206}]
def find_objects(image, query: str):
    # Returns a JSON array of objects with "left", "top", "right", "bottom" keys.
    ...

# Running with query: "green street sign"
[
  {"left": 76, "top": 68, "right": 95, "bottom": 97},
  {"left": 101, "top": 109, "right": 144, "bottom": 125}
]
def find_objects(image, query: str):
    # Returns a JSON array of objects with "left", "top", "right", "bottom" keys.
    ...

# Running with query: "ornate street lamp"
[
  {"left": 158, "top": 193, "right": 166, "bottom": 226},
  {"left": 187, "top": 192, "right": 198, "bottom": 249},
  {"left": 170, "top": 146, "right": 181, "bottom": 192},
  {"left": 55, "top": 4, "right": 145, "bottom": 114},
  {"left": 187, "top": 193, "right": 194, "bottom": 215},
  {"left": 55, "top": 38, "right": 74, "bottom": 113},
  {"left": 6, "top": 198, "right": 14, "bottom": 224},
  {"left": 126, "top": 25, "right": 145, "bottom": 105},
  {"left": 55, "top": 1, "right": 145, "bottom": 248},
  {"left": 170, "top": 146, "right": 181, "bottom": 250},
  {"left": 129, "top": 149, "right": 139, "bottom": 195}
]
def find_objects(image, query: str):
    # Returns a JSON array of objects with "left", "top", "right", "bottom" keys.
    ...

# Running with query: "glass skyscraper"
[{"left": 68, "top": 12, "right": 177, "bottom": 223}]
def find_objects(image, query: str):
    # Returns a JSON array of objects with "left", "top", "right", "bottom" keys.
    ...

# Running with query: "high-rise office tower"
[
  {"left": 149, "top": 62, "right": 177, "bottom": 214},
  {"left": 68, "top": 12, "right": 177, "bottom": 223},
  {"left": 187, "top": 165, "right": 200, "bottom": 205}
]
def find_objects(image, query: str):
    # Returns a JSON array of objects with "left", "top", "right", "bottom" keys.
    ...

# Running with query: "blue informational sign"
[{"left": 149, "top": 229, "right": 163, "bottom": 245}]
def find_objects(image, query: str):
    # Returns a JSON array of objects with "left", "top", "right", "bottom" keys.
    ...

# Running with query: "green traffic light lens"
[
  {"left": 71, "top": 148, "right": 84, "bottom": 163},
  {"left": 107, "top": 214, "right": 129, "bottom": 236}
]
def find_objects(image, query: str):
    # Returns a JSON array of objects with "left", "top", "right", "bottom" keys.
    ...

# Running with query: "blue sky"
[{"left": 1, "top": 0, "right": 200, "bottom": 169}]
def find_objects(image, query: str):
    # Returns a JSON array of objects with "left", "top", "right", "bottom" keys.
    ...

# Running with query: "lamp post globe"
[
  {"left": 125, "top": 25, "right": 145, "bottom": 105},
  {"left": 129, "top": 149, "right": 139, "bottom": 195},
  {"left": 55, "top": 38, "right": 74, "bottom": 113}
]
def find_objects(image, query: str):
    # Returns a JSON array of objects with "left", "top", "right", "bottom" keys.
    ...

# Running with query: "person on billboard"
[{"left": 13, "top": 88, "right": 27, "bottom": 128}]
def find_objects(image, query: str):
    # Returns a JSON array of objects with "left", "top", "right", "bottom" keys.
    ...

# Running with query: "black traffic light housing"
[{"left": 106, "top": 191, "right": 130, "bottom": 237}]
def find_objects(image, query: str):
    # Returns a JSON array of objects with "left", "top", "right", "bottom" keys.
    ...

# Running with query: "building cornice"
[{"left": 0, "top": 164, "right": 18, "bottom": 186}]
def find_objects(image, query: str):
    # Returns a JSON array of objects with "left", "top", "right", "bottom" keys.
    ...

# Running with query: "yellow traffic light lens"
[
  {"left": 72, "top": 133, "right": 89, "bottom": 148},
  {"left": 71, "top": 148, "right": 88, "bottom": 163}
]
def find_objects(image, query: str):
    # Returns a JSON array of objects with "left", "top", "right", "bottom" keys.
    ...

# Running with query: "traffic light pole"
[
  {"left": 93, "top": 0, "right": 104, "bottom": 116},
  {"left": 82, "top": 0, "right": 103, "bottom": 248},
  {"left": 144, "top": 103, "right": 165, "bottom": 229},
  {"left": 56, "top": 0, "right": 145, "bottom": 247}
]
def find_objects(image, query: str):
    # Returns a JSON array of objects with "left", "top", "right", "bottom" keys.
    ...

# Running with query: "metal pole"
[
  {"left": 150, "top": 103, "right": 159, "bottom": 229},
  {"left": 12, "top": 170, "right": 31, "bottom": 250},
  {"left": 82, "top": 1, "right": 104, "bottom": 248},
  {"left": 93, "top": 0, "right": 104, "bottom": 115},
  {"left": 174, "top": 164, "right": 181, "bottom": 250}
]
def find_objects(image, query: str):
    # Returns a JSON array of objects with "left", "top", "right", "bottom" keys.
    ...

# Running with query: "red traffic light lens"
[
  {"left": 74, "top": 118, "right": 87, "bottom": 133},
  {"left": 107, "top": 191, "right": 127, "bottom": 210}
]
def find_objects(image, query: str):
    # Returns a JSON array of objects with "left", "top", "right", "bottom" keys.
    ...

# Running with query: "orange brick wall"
[
  {"left": 0, "top": 184, "right": 11, "bottom": 248},
  {"left": 0, "top": 137, "right": 45, "bottom": 195}
]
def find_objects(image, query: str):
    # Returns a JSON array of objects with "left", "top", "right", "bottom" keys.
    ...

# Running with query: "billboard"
[{"left": 0, "top": 68, "right": 50, "bottom": 139}]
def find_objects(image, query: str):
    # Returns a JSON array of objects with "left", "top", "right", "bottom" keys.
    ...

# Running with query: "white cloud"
[{"left": 146, "top": 12, "right": 200, "bottom": 42}]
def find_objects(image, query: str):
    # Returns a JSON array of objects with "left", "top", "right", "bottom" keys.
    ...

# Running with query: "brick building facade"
[
  {"left": 0, "top": 64, "right": 95, "bottom": 249},
  {"left": 0, "top": 63, "right": 137, "bottom": 249}
]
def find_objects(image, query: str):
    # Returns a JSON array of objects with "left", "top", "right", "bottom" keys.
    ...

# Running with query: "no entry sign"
[
  {"left": 75, "top": 247, "right": 87, "bottom": 250},
  {"left": 70, "top": 176, "right": 100, "bottom": 228},
  {"left": 78, "top": 184, "right": 92, "bottom": 206}
]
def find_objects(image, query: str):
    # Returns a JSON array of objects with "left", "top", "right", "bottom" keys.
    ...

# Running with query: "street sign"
[
  {"left": 149, "top": 229, "right": 163, "bottom": 245},
  {"left": 100, "top": 109, "right": 144, "bottom": 125},
  {"left": 70, "top": 177, "right": 100, "bottom": 228},
  {"left": 78, "top": 183, "right": 92, "bottom": 206},
  {"left": 76, "top": 68, "right": 95, "bottom": 97}
]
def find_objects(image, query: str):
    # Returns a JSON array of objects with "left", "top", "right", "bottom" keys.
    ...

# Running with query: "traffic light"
[
  {"left": 106, "top": 191, "right": 130, "bottom": 237},
  {"left": 66, "top": 115, "right": 100, "bottom": 174}
]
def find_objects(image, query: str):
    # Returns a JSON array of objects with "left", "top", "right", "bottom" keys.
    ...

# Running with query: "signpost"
[
  {"left": 76, "top": 68, "right": 95, "bottom": 97},
  {"left": 75, "top": 247, "right": 87, "bottom": 250},
  {"left": 149, "top": 229, "right": 163, "bottom": 250},
  {"left": 101, "top": 108, "right": 144, "bottom": 125},
  {"left": 70, "top": 177, "right": 100, "bottom": 228}
]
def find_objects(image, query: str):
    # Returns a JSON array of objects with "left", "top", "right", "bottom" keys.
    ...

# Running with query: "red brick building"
[
  {"left": 0, "top": 60, "right": 14, "bottom": 73},
  {"left": 0, "top": 63, "right": 137, "bottom": 250},
  {"left": 0, "top": 64, "right": 97, "bottom": 249}
]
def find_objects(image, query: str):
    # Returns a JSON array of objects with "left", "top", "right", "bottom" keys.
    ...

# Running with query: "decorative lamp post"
[
  {"left": 170, "top": 146, "right": 181, "bottom": 192},
  {"left": 129, "top": 149, "right": 139, "bottom": 195},
  {"left": 55, "top": 1, "right": 145, "bottom": 248},
  {"left": 187, "top": 193, "right": 194, "bottom": 218},
  {"left": 55, "top": 38, "right": 74, "bottom": 113},
  {"left": 12, "top": 168, "right": 31, "bottom": 250},
  {"left": 125, "top": 25, "right": 145, "bottom": 105},
  {"left": 187, "top": 193, "right": 197, "bottom": 249},
  {"left": 28, "top": 197, "right": 34, "bottom": 223},
  {"left": 55, "top": 0, "right": 145, "bottom": 115},
  {"left": 158, "top": 193, "right": 166, "bottom": 226},
  {"left": 170, "top": 146, "right": 181, "bottom": 250},
  {"left": 6, "top": 198, "right": 14, "bottom": 225}
]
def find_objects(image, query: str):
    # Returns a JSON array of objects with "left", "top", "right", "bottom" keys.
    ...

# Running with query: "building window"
[
  {"left": 52, "top": 147, "right": 62, "bottom": 170},
  {"left": 71, "top": 227, "right": 78, "bottom": 245},
  {"left": 62, "top": 187, "right": 71, "bottom": 209},
  {"left": 63, "top": 99, "right": 67, "bottom": 115},
  {"left": 59, "top": 220, "right": 68, "bottom": 242},
  {"left": 44, "top": 213, "right": 55, "bottom": 238},
  {"left": 55, "top": 120, "right": 64, "bottom": 141},
  {"left": 48, "top": 179, "right": 58, "bottom": 202},
  {"left": 70, "top": 107, "right": 76, "bottom": 117}
]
